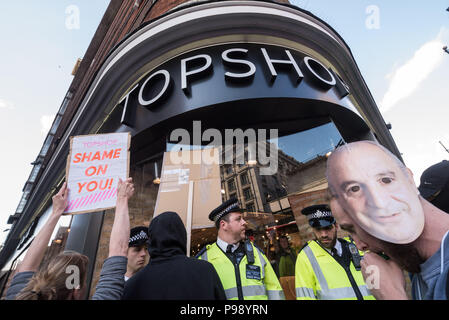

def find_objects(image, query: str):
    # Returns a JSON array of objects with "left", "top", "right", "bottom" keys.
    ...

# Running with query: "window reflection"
[{"left": 161, "top": 121, "right": 344, "bottom": 263}]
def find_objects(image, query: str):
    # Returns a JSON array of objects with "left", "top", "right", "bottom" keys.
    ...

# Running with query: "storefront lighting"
[
  {"left": 248, "top": 146, "right": 257, "bottom": 166},
  {"left": 153, "top": 162, "right": 160, "bottom": 184}
]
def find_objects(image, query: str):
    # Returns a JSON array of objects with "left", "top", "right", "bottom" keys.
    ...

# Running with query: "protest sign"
[
  {"left": 154, "top": 148, "right": 222, "bottom": 228},
  {"left": 153, "top": 149, "right": 222, "bottom": 255},
  {"left": 64, "top": 132, "right": 130, "bottom": 215}
]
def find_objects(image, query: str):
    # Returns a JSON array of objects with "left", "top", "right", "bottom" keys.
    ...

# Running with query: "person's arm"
[
  {"left": 108, "top": 178, "right": 134, "bottom": 257},
  {"left": 17, "top": 183, "right": 68, "bottom": 273},
  {"left": 5, "top": 271, "right": 35, "bottom": 300},
  {"left": 92, "top": 178, "right": 134, "bottom": 300},
  {"left": 361, "top": 252, "right": 408, "bottom": 300},
  {"left": 91, "top": 255, "right": 128, "bottom": 300}
]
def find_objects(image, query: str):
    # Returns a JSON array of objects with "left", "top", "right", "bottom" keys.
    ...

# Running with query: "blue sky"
[
  {"left": 0, "top": 1, "right": 110, "bottom": 245},
  {"left": 1, "top": 1, "right": 448, "bottom": 246},
  {"left": 290, "top": 0, "right": 449, "bottom": 178}
]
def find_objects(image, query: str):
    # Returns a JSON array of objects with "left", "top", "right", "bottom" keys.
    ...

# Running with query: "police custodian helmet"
[
  {"left": 301, "top": 204, "right": 335, "bottom": 229},
  {"left": 209, "top": 198, "right": 245, "bottom": 227},
  {"left": 129, "top": 226, "right": 149, "bottom": 247}
]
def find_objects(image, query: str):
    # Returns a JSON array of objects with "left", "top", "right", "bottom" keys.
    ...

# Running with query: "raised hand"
[
  {"left": 361, "top": 252, "right": 408, "bottom": 300},
  {"left": 52, "top": 182, "right": 68, "bottom": 216},
  {"left": 117, "top": 177, "right": 135, "bottom": 201}
]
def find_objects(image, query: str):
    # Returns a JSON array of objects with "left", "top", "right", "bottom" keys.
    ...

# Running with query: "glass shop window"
[{"left": 160, "top": 120, "right": 345, "bottom": 262}]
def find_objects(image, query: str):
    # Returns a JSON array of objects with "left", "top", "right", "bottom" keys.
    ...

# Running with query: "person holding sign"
[
  {"left": 6, "top": 178, "right": 136, "bottom": 300},
  {"left": 93, "top": 177, "right": 135, "bottom": 299},
  {"left": 65, "top": 132, "right": 130, "bottom": 216},
  {"left": 5, "top": 182, "right": 89, "bottom": 300}
]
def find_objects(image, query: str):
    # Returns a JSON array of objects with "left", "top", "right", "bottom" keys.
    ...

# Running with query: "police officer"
[
  {"left": 197, "top": 198, "right": 284, "bottom": 300},
  {"left": 295, "top": 204, "right": 375, "bottom": 300},
  {"left": 125, "top": 226, "right": 150, "bottom": 281}
]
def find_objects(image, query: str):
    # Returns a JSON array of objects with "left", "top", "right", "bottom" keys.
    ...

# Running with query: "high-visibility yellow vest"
[
  {"left": 198, "top": 242, "right": 285, "bottom": 300},
  {"left": 295, "top": 239, "right": 375, "bottom": 300}
]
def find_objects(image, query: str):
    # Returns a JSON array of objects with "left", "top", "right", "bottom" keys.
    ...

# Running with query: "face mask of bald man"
[{"left": 326, "top": 141, "right": 425, "bottom": 244}]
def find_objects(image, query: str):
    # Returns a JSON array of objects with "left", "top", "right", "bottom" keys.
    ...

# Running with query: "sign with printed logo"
[{"left": 64, "top": 132, "right": 130, "bottom": 215}]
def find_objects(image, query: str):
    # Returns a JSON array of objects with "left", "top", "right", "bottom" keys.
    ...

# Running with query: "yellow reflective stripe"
[
  {"left": 303, "top": 246, "right": 329, "bottom": 291},
  {"left": 318, "top": 285, "right": 372, "bottom": 300},
  {"left": 267, "top": 290, "right": 285, "bottom": 300},
  {"left": 303, "top": 245, "right": 371, "bottom": 300},
  {"left": 359, "top": 285, "right": 372, "bottom": 297},
  {"left": 244, "top": 285, "right": 266, "bottom": 297},
  {"left": 224, "top": 287, "right": 239, "bottom": 300},
  {"left": 296, "top": 287, "right": 316, "bottom": 299},
  {"left": 224, "top": 285, "right": 267, "bottom": 299}
]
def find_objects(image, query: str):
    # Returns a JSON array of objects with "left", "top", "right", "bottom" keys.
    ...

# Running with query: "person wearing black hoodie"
[{"left": 122, "top": 211, "right": 226, "bottom": 300}]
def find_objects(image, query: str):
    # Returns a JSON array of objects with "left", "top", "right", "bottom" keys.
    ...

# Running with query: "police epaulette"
[
  {"left": 251, "top": 242, "right": 265, "bottom": 255},
  {"left": 195, "top": 245, "right": 208, "bottom": 259},
  {"left": 340, "top": 236, "right": 355, "bottom": 245}
]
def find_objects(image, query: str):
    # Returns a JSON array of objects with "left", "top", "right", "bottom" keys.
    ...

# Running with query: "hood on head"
[{"left": 148, "top": 211, "right": 187, "bottom": 259}]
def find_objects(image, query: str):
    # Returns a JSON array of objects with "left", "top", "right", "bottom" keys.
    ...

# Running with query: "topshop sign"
[{"left": 118, "top": 43, "right": 351, "bottom": 128}]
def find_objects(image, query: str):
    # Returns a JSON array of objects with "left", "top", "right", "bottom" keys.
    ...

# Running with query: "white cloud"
[
  {"left": 40, "top": 115, "right": 54, "bottom": 136},
  {"left": 0, "top": 98, "right": 15, "bottom": 109},
  {"left": 398, "top": 130, "right": 449, "bottom": 186},
  {"left": 380, "top": 30, "right": 447, "bottom": 113}
]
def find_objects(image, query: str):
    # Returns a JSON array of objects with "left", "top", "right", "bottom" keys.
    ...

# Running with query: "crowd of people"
[{"left": 4, "top": 140, "right": 449, "bottom": 300}]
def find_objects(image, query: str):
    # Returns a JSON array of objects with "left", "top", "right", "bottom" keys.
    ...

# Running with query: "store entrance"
[{"left": 160, "top": 120, "right": 346, "bottom": 270}]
